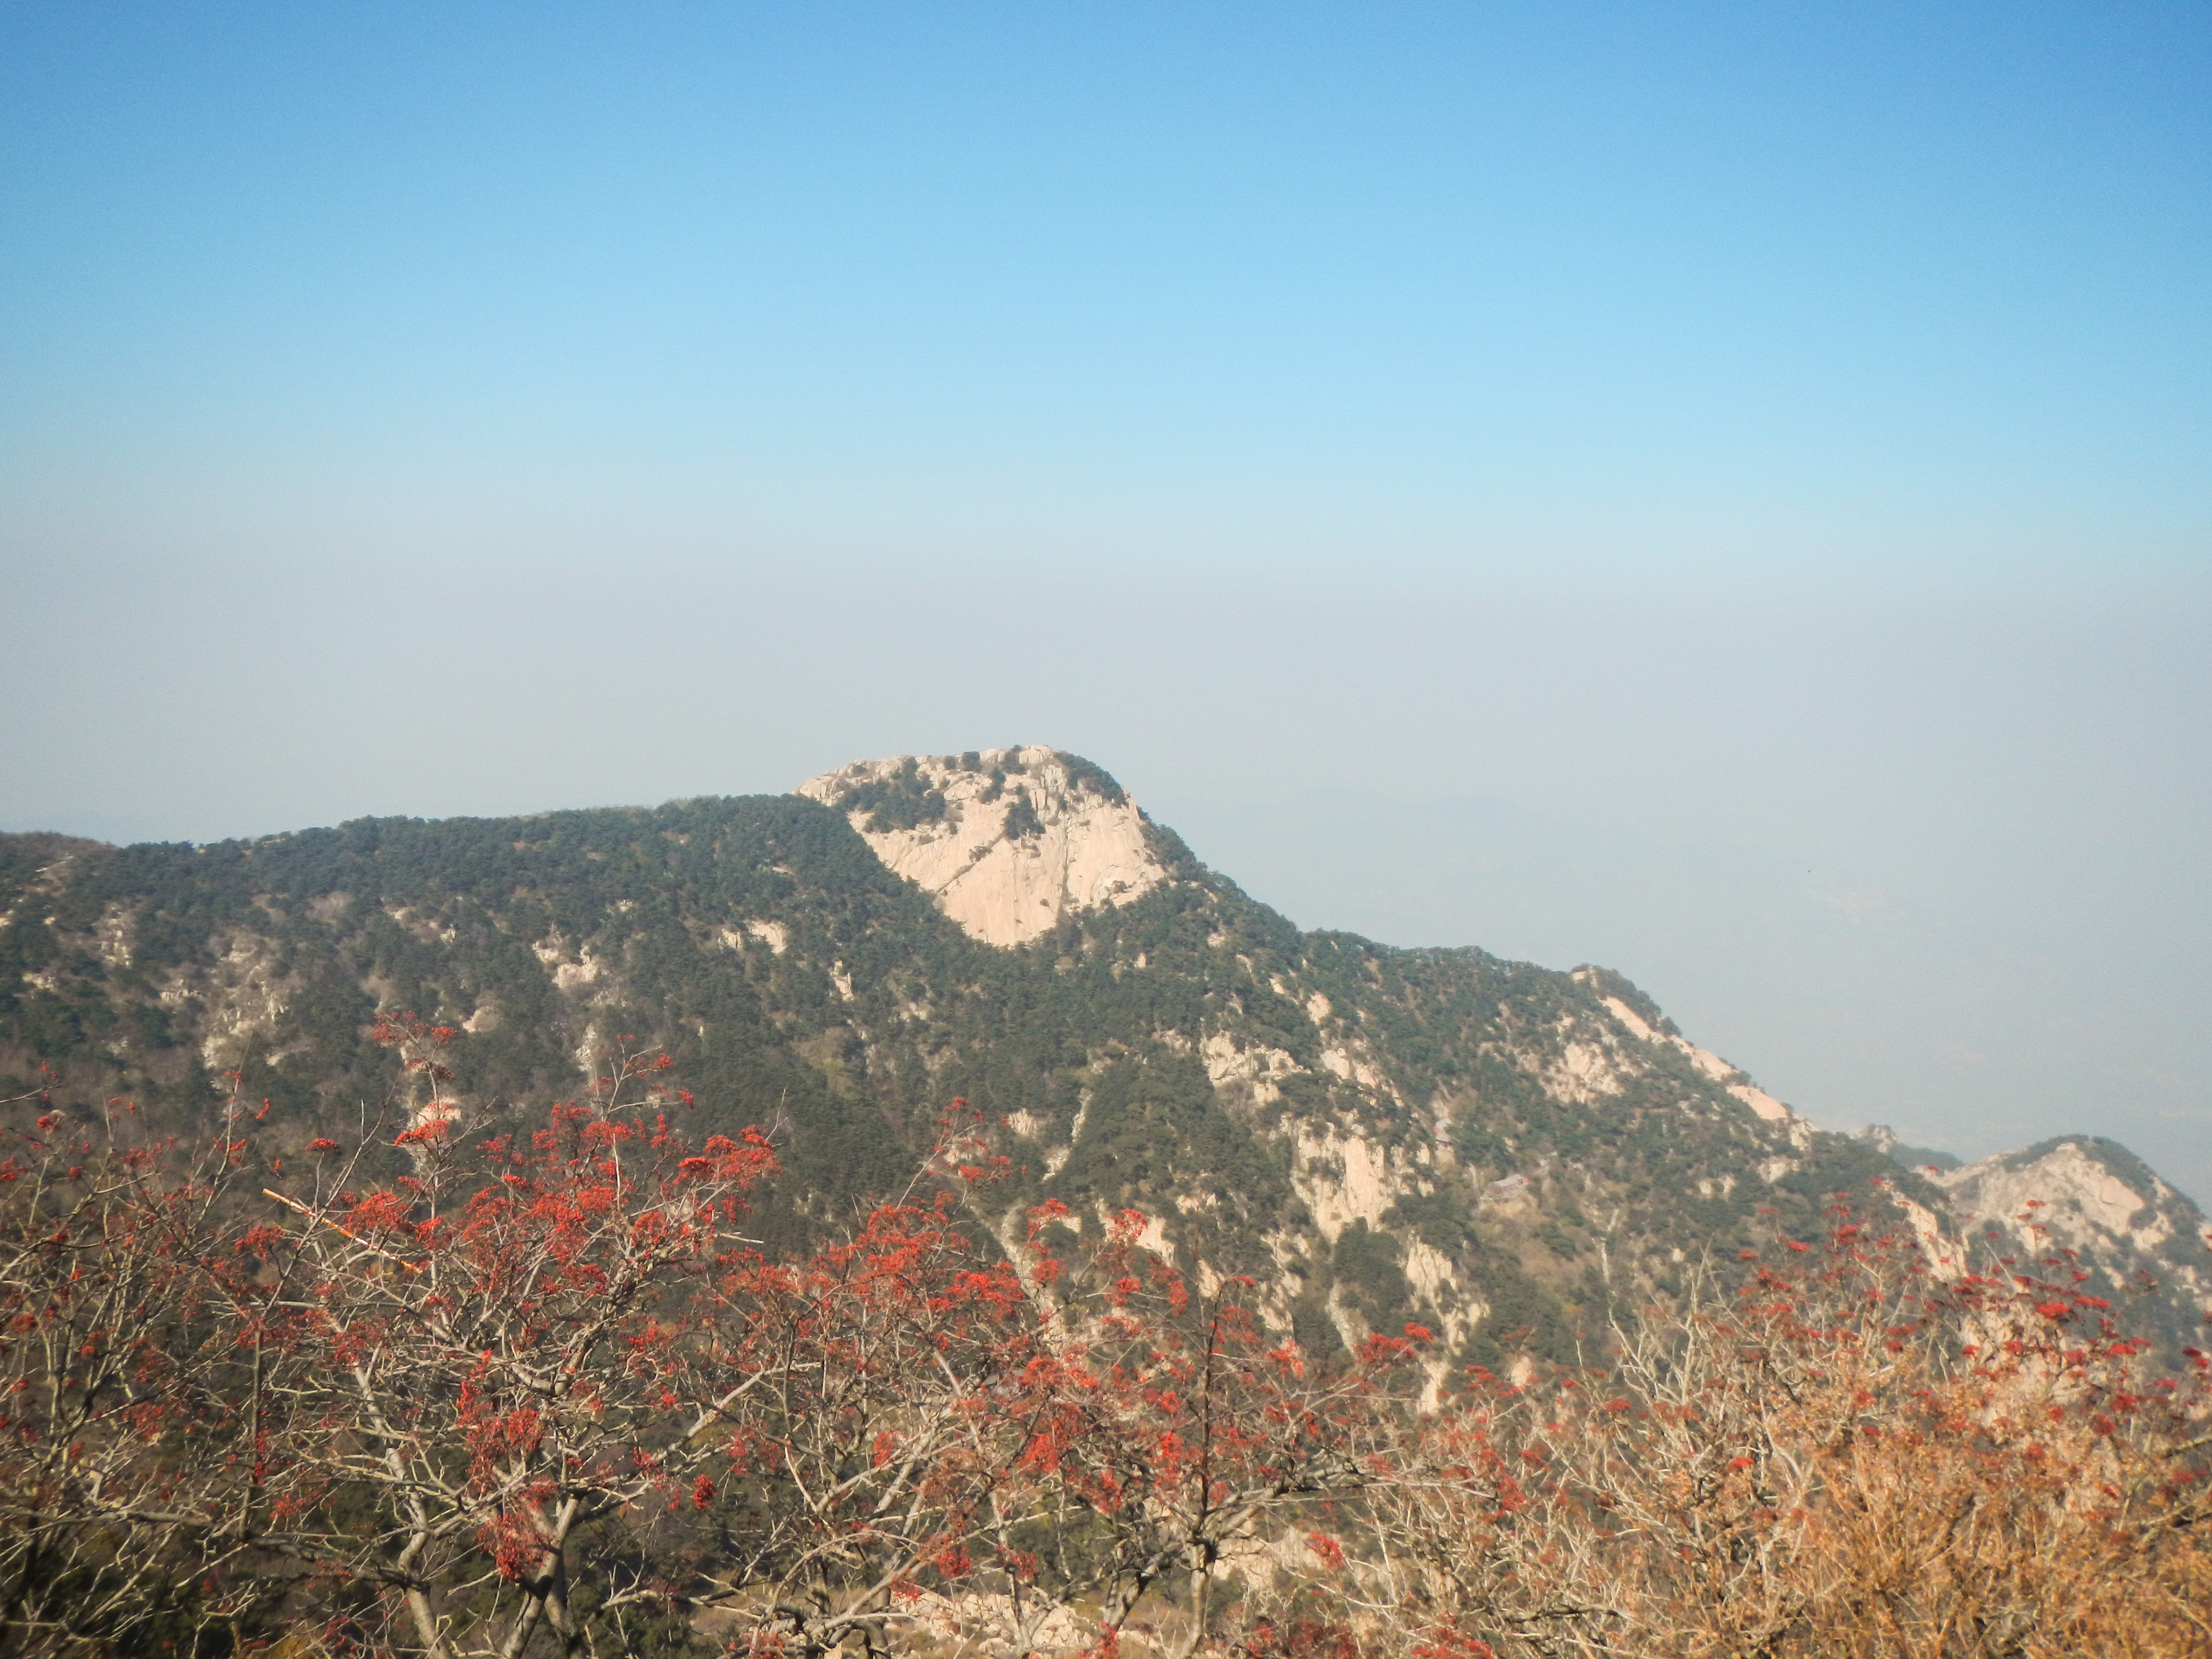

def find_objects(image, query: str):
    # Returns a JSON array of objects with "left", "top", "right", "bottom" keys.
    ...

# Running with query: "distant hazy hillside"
[{"left": 4, "top": 750, "right": 2204, "bottom": 1371}]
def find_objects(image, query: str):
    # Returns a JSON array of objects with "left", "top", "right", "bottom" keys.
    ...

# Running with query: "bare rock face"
[
  {"left": 1932, "top": 1140, "right": 2212, "bottom": 1295},
  {"left": 1859, "top": 1127, "right": 2212, "bottom": 1343},
  {"left": 797, "top": 747, "right": 1169, "bottom": 947}
]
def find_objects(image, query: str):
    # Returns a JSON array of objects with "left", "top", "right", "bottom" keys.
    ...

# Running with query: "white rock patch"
[
  {"left": 1290, "top": 1125, "right": 1415, "bottom": 1245},
  {"left": 1204, "top": 1033, "right": 1305, "bottom": 1105}
]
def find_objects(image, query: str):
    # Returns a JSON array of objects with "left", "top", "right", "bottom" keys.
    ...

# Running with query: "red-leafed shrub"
[{"left": 4, "top": 1053, "right": 2207, "bottom": 1659}]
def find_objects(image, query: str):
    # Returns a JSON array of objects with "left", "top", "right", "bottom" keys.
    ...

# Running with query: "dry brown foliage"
[{"left": 1254, "top": 1210, "right": 2212, "bottom": 1659}]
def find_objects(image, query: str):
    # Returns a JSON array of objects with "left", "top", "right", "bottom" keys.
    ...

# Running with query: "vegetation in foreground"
[{"left": 1, "top": 1027, "right": 2207, "bottom": 1659}]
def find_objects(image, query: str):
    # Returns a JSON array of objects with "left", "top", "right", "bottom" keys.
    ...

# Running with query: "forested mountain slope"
[{"left": 4, "top": 749, "right": 2203, "bottom": 1373}]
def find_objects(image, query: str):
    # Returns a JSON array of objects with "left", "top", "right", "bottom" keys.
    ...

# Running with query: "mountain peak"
[{"left": 796, "top": 747, "right": 1169, "bottom": 946}]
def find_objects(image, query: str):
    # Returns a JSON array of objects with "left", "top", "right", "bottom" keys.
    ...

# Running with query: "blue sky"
[
  {"left": 4, "top": 3, "right": 2210, "bottom": 1195},
  {"left": 7, "top": 2, "right": 2208, "bottom": 570}
]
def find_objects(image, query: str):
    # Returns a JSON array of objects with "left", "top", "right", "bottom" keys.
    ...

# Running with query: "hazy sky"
[{"left": 4, "top": 5, "right": 2208, "bottom": 1197}]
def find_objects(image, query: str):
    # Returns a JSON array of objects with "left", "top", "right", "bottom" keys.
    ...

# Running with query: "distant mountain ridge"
[{"left": 3, "top": 750, "right": 2205, "bottom": 1371}]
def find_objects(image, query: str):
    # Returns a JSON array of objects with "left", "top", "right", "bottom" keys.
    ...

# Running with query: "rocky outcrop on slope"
[{"left": 798, "top": 748, "right": 1168, "bottom": 947}]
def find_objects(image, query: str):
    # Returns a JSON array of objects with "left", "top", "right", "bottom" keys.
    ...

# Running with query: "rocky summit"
[
  {"left": 797, "top": 747, "right": 1167, "bottom": 946},
  {"left": 3, "top": 749, "right": 2206, "bottom": 1375}
]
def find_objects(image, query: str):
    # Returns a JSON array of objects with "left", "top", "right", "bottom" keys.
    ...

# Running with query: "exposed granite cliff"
[{"left": 798, "top": 748, "right": 1168, "bottom": 947}]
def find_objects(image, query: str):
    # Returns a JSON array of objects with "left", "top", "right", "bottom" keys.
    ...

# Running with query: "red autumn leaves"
[{"left": 3, "top": 1032, "right": 2209, "bottom": 1659}]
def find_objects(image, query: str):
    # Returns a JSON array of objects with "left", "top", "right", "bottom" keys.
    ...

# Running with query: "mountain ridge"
[{"left": 3, "top": 749, "right": 2204, "bottom": 1370}]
